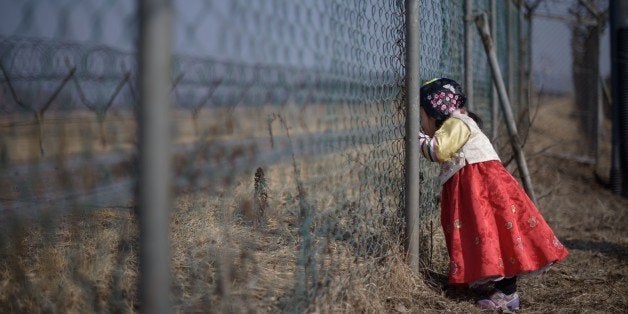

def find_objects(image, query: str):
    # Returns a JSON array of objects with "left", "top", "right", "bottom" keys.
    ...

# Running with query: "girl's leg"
[{"left": 495, "top": 276, "right": 517, "bottom": 295}]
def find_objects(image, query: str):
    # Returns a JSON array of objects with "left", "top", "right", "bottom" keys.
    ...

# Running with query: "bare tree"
[{"left": 570, "top": 0, "right": 608, "bottom": 156}]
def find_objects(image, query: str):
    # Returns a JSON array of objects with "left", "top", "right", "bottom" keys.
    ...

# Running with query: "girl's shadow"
[{"left": 421, "top": 268, "right": 491, "bottom": 303}]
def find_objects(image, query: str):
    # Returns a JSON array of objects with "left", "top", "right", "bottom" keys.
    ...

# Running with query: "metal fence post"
[
  {"left": 596, "top": 77, "right": 603, "bottom": 167},
  {"left": 507, "top": 0, "right": 514, "bottom": 107},
  {"left": 491, "top": 0, "right": 499, "bottom": 140},
  {"left": 465, "top": 0, "right": 474, "bottom": 111},
  {"left": 610, "top": 0, "right": 628, "bottom": 196},
  {"left": 518, "top": 2, "right": 525, "bottom": 114},
  {"left": 525, "top": 5, "right": 533, "bottom": 123},
  {"left": 138, "top": 0, "right": 173, "bottom": 313},
  {"left": 404, "top": 0, "right": 421, "bottom": 272}
]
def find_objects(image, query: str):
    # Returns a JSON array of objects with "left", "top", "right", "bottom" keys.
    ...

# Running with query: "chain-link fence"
[{"left": 1, "top": 0, "right": 536, "bottom": 312}]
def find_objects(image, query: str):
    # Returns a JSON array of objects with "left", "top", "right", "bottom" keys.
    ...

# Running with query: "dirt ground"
[{"left": 505, "top": 97, "right": 628, "bottom": 313}]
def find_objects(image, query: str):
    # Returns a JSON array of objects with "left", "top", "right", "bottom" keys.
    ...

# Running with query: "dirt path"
[{"left": 518, "top": 97, "right": 628, "bottom": 312}]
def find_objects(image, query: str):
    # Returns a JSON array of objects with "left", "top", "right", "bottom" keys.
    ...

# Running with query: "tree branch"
[{"left": 578, "top": 0, "right": 599, "bottom": 17}]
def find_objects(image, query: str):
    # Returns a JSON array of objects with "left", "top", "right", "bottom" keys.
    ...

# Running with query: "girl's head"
[
  {"left": 419, "top": 78, "right": 485, "bottom": 135},
  {"left": 419, "top": 78, "right": 466, "bottom": 135}
]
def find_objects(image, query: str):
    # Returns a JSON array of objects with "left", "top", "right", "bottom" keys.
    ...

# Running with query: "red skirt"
[{"left": 441, "top": 160, "right": 568, "bottom": 286}]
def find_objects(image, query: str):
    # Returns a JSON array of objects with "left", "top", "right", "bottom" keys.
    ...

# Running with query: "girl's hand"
[{"left": 418, "top": 131, "right": 430, "bottom": 148}]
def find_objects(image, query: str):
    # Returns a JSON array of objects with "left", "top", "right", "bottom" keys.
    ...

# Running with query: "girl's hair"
[{"left": 420, "top": 77, "right": 483, "bottom": 129}]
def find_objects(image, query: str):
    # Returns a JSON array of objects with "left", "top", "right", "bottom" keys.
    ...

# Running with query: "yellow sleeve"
[{"left": 433, "top": 118, "right": 471, "bottom": 161}]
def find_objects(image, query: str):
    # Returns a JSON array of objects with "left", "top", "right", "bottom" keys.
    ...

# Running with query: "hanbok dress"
[{"left": 420, "top": 110, "right": 569, "bottom": 286}]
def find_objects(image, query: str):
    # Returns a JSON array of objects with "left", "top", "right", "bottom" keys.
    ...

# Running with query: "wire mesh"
[
  {"left": 0, "top": 0, "right": 534, "bottom": 312},
  {"left": 417, "top": 0, "right": 466, "bottom": 219}
]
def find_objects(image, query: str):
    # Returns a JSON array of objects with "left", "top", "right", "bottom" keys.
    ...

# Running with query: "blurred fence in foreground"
[{"left": 0, "top": 0, "right": 535, "bottom": 312}]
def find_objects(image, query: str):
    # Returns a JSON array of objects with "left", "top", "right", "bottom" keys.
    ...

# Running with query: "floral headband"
[
  {"left": 420, "top": 78, "right": 466, "bottom": 120},
  {"left": 426, "top": 84, "right": 461, "bottom": 115}
]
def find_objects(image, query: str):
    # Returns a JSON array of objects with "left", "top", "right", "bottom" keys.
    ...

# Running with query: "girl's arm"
[{"left": 418, "top": 118, "right": 471, "bottom": 162}]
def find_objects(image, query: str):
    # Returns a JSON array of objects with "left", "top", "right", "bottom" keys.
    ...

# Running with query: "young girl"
[{"left": 418, "top": 78, "right": 568, "bottom": 311}]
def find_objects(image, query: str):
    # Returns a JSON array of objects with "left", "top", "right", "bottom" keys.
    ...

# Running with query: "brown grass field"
[{"left": 0, "top": 97, "right": 627, "bottom": 313}]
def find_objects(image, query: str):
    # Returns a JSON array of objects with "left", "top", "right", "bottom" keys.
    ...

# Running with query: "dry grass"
[
  {"left": 0, "top": 209, "right": 138, "bottom": 312},
  {"left": 1, "top": 97, "right": 627, "bottom": 312},
  {"left": 519, "top": 95, "right": 628, "bottom": 313}
]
